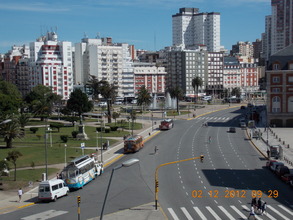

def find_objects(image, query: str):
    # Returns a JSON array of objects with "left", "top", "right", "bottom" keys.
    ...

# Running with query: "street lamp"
[
  {"left": 64, "top": 144, "right": 67, "bottom": 168},
  {"left": 100, "top": 158, "right": 139, "bottom": 220},
  {"left": 44, "top": 118, "right": 48, "bottom": 180},
  {"left": 0, "top": 119, "right": 12, "bottom": 125}
]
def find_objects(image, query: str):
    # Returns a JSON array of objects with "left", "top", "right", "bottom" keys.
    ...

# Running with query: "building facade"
[
  {"left": 29, "top": 32, "right": 73, "bottom": 100},
  {"left": 133, "top": 62, "right": 167, "bottom": 96},
  {"left": 172, "top": 8, "right": 221, "bottom": 52},
  {"left": 266, "top": 44, "right": 293, "bottom": 127},
  {"left": 74, "top": 37, "right": 134, "bottom": 98}
]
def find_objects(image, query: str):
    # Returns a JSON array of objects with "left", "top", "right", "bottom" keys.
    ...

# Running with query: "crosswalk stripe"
[
  {"left": 218, "top": 206, "right": 235, "bottom": 220},
  {"left": 241, "top": 205, "right": 263, "bottom": 220},
  {"left": 268, "top": 205, "right": 290, "bottom": 220},
  {"left": 278, "top": 205, "right": 293, "bottom": 216},
  {"left": 180, "top": 207, "right": 193, "bottom": 220},
  {"left": 168, "top": 208, "right": 179, "bottom": 220},
  {"left": 193, "top": 207, "right": 207, "bottom": 220},
  {"left": 206, "top": 206, "right": 221, "bottom": 220},
  {"left": 230, "top": 205, "right": 247, "bottom": 219},
  {"left": 21, "top": 210, "right": 68, "bottom": 220}
]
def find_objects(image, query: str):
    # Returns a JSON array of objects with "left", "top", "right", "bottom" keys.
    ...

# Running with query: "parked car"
[
  {"left": 114, "top": 101, "right": 123, "bottom": 105},
  {"left": 270, "top": 161, "right": 284, "bottom": 172},
  {"left": 275, "top": 166, "right": 290, "bottom": 177},
  {"left": 281, "top": 174, "right": 293, "bottom": 183},
  {"left": 266, "top": 160, "right": 277, "bottom": 168},
  {"left": 229, "top": 127, "right": 236, "bottom": 133},
  {"left": 98, "top": 102, "right": 107, "bottom": 107}
]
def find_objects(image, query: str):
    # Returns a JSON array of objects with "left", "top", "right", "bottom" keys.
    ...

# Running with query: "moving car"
[
  {"left": 270, "top": 161, "right": 284, "bottom": 172},
  {"left": 228, "top": 127, "right": 236, "bottom": 133}
]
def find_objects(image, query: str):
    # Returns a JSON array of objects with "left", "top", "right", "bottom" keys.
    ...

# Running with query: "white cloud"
[{"left": 0, "top": 3, "right": 70, "bottom": 12}]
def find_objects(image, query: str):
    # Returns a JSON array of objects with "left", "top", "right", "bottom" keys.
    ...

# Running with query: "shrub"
[
  {"left": 60, "top": 135, "right": 68, "bottom": 143},
  {"left": 110, "top": 126, "right": 118, "bottom": 131},
  {"left": 30, "top": 127, "right": 39, "bottom": 134},
  {"left": 96, "top": 127, "right": 103, "bottom": 132},
  {"left": 105, "top": 127, "right": 111, "bottom": 133},
  {"left": 72, "top": 131, "right": 78, "bottom": 138},
  {"left": 36, "top": 134, "right": 42, "bottom": 140},
  {"left": 50, "top": 122, "right": 64, "bottom": 132}
]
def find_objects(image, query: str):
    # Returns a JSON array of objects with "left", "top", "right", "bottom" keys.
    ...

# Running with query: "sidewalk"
[{"left": 1, "top": 103, "right": 292, "bottom": 219}]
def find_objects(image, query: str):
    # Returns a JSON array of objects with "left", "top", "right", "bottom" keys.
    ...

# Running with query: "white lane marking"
[
  {"left": 21, "top": 210, "right": 68, "bottom": 220},
  {"left": 206, "top": 206, "right": 221, "bottom": 220},
  {"left": 181, "top": 207, "right": 193, "bottom": 220},
  {"left": 230, "top": 205, "right": 247, "bottom": 219},
  {"left": 168, "top": 208, "right": 179, "bottom": 220},
  {"left": 268, "top": 205, "right": 289, "bottom": 220},
  {"left": 193, "top": 207, "right": 207, "bottom": 220},
  {"left": 278, "top": 205, "right": 293, "bottom": 216},
  {"left": 218, "top": 205, "right": 235, "bottom": 220}
]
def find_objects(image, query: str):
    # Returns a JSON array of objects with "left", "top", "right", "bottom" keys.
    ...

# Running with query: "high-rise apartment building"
[
  {"left": 172, "top": 8, "right": 221, "bottom": 52},
  {"left": 265, "top": 0, "right": 293, "bottom": 57},
  {"left": 29, "top": 32, "right": 73, "bottom": 100},
  {"left": 74, "top": 37, "right": 134, "bottom": 98}
]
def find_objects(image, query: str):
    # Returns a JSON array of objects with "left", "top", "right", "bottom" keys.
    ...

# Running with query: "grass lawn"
[{"left": 0, "top": 168, "right": 59, "bottom": 190}]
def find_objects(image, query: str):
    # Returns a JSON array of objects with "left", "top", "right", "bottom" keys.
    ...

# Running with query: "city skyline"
[{"left": 0, "top": 0, "right": 271, "bottom": 53}]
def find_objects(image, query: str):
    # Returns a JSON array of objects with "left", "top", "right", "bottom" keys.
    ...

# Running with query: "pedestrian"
[
  {"left": 267, "top": 149, "right": 270, "bottom": 158},
  {"left": 208, "top": 136, "right": 212, "bottom": 144},
  {"left": 261, "top": 202, "right": 267, "bottom": 215},
  {"left": 154, "top": 146, "right": 158, "bottom": 154},
  {"left": 251, "top": 197, "right": 257, "bottom": 208},
  {"left": 18, "top": 188, "right": 23, "bottom": 202},
  {"left": 56, "top": 173, "right": 59, "bottom": 179},
  {"left": 257, "top": 198, "right": 262, "bottom": 213},
  {"left": 247, "top": 204, "right": 256, "bottom": 219}
]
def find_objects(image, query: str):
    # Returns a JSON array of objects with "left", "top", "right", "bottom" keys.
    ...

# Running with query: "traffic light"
[
  {"left": 200, "top": 155, "right": 204, "bottom": 163},
  {"left": 77, "top": 196, "right": 81, "bottom": 204}
]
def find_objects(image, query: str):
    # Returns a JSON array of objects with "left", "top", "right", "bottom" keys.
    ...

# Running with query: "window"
[
  {"left": 272, "top": 96, "right": 281, "bottom": 113},
  {"left": 273, "top": 63, "right": 280, "bottom": 70},
  {"left": 272, "top": 76, "right": 280, "bottom": 83}
]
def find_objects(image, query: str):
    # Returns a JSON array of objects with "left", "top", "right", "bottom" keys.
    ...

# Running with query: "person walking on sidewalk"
[
  {"left": 154, "top": 146, "right": 158, "bottom": 154},
  {"left": 18, "top": 188, "right": 23, "bottom": 202}
]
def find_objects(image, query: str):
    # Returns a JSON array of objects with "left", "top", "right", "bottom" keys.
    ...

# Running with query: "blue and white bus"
[{"left": 61, "top": 155, "right": 103, "bottom": 190}]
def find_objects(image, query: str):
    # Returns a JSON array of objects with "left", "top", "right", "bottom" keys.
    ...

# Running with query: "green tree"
[
  {"left": 6, "top": 150, "right": 22, "bottom": 181},
  {"left": 87, "top": 75, "right": 101, "bottom": 104},
  {"left": 192, "top": 76, "right": 203, "bottom": 103},
  {"left": 0, "top": 118, "right": 23, "bottom": 148},
  {"left": 168, "top": 86, "right": 183, "bottom": 113},
  {"left": 231, "top": 87, "right": 241, "bottom": 97},
  {"left": 66, "top": 89, "right": 93, "bottom": 117},
  {"left": 25, "top": 85, "right": 61, "bottom": 120},
  {"left": 112, "top": 112, "right": 120, "bottom": 125},
  {"left": 0, "top": 80, "right": 22, "bottom": 115},
  {"left": 99, "top": 81, "right": 118, "bottom": 124},
  {"left": 137, "top": 86, "right": 152, "bottom": 111}
]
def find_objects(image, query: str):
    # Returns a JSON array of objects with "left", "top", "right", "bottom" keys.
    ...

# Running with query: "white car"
[
  {"left": 114, "top": 101, "right": 123, "bottom": 105},
  {"left": 98, "top": 102, "right": 107, "bottom": 107},
  {"left": 131, "top": 99, "right": 137, "bottom": 104}
]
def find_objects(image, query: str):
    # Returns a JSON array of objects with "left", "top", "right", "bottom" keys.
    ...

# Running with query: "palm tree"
[
  {"left": 137, "top": 86, "right": 152, "bottom": 111},
  {"left": 87, "top": 75, "right": 101, "bottom": 105},
  {"left": 6, "top": 150, "right": 22, "bottom": 181},
  {"left": 168, "top": 86, "right": 183, "bottom": 113},
  {"left": 99, "top": 81, "right": 118, "bottom": 123},
  {"left": 192, "top": 76, "right": 203, "bottom": 103},
  {"left": 0, "top": 118, "right": 24, "bottom": 148}
]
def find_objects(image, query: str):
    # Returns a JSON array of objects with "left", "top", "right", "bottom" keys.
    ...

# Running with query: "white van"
[{"left": 38, "top": 179, "right": 69, "bottom": 202}]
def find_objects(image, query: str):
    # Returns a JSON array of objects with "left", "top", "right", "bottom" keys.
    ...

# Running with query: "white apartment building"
[
  {"left": 172, "top": 8, "right": 221, "bottom": 52},
  {"left": 74, "top": 37, "right": 134, "bottom": 98},
  {"left": 29, "top": 32, "right": 73, "bottom": 100}
]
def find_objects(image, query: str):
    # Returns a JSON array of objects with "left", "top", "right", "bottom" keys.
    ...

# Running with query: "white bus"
[{"left": 61, "top": 155, "right": 103, "bottom": 190}]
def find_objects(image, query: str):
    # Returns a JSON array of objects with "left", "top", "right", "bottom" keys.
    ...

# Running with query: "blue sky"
[{"left": 0, "top": 0, "right": 271, "bottom": 53}]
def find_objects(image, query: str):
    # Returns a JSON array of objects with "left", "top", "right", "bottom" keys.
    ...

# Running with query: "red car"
[{"left": 281, "top": 174, "right": 293, "bottom": 183}]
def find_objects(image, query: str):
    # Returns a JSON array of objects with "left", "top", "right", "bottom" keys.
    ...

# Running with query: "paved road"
[{"left": 1, "top": 103, "right": 293, "bottom": 220}]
